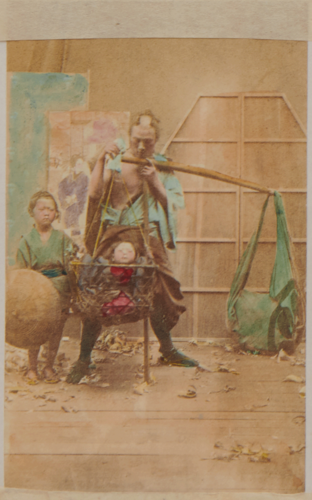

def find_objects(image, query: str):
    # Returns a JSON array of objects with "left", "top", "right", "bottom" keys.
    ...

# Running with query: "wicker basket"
[{"left": 68, "top": 261, "right": 157, "bottom": 326}]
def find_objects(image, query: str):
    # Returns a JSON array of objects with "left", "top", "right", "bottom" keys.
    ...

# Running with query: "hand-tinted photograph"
[{"left": 5, "top": 39, "right": 307, "bottom": 493}]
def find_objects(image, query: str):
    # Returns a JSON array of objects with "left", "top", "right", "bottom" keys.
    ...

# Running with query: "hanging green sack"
[{"left": 227, "top": 192, "right": 303, "bottom": 354}]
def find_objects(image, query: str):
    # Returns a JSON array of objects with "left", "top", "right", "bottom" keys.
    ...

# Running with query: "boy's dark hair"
[
  {"left": 28, "top": 191, "right": 60, "bottom": 219},
  {"left": 129, "top": 110, "right": 160, "bottom": 141}
]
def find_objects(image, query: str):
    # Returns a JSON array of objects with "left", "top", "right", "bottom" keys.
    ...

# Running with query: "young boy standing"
[{"left": 16, "top": 191, "right": 78, "bottom": 382}]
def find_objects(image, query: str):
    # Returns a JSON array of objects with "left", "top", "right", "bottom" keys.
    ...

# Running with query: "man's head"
[{"left": 129, "top": 110, "right": 160, "bottom": 159}]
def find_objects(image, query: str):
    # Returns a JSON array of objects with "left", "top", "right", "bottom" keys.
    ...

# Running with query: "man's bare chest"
[{"left": 110, "top": 164, "right": 144, "bottom": 208}]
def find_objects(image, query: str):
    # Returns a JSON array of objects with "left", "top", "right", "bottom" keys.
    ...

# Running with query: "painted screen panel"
[
  {"left": 7, "top": 72, "right": 89, "bottom": 265},
  {"left": 47, "top": 110, "right": 130, "bottom": 248}
]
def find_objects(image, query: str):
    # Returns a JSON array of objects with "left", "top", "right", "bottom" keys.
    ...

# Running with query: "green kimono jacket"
[{"left": 16, "top": 227, "right": 78, "bottom": 309}]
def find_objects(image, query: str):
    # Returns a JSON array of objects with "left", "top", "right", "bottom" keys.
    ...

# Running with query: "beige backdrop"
[
  {"left": 7, "top": 39, "right": 307, "bottom": 153},
  {"left": 7, "top": 39, "right": 308, "bottom": 340},
  {"left": 4, "top": 38, "right": 309, "bottom": 497}
]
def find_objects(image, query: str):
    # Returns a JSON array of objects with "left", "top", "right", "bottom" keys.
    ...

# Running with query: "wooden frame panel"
[{"left": 165, "top": 93, "right": 306, "bottom": 338}]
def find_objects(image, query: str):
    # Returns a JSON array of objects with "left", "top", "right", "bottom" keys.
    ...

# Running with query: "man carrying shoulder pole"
[{"left": 67, "top": 110, "right": 198, "bottom": 384}]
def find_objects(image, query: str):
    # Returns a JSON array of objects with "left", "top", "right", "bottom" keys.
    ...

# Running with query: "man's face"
[{"left": 130, "top": 124, "right": 157, "bottom": 159}]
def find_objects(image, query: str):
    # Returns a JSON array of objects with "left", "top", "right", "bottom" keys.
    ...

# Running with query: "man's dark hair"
[
  {"left": 129, "top": 110, "right": 161, "bottom": 141},
  {"left": 28, "top": 190, "right": 60, "bottom": 219}
]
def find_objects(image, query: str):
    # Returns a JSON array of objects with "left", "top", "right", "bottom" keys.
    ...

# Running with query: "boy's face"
[
  {"left": 33, "top": 198, "right": 56, "bottom": 227},
  {"left": 113, "top": 242, "right": 136, "bottom": 264}
]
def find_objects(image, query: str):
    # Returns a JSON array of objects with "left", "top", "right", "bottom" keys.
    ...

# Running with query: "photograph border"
[{"left": 0, "top": 1, "right": 311, "bottom": 496}]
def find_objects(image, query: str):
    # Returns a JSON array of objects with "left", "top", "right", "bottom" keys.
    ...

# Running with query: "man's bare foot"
[
  {"left": 43, "top": 366, "right": 60, "bottom": 383},
  {"left": 25, "top": 369, "right": 39, "bottom": 384}
]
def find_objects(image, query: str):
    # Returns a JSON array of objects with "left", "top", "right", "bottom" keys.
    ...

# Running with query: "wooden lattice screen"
[{"left": 162, "top": 93, "right": 307, "bottom": 339}]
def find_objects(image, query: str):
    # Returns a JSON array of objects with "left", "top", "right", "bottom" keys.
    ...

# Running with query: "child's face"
[
  {"left": 113, "top": 242, "right": 136, "bottom": 264},
  {"left": 33, "top": 198, "right": 56, "bottom": 227}
]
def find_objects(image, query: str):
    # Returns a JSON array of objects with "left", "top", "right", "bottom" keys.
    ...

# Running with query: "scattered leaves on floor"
[
  {"left": 224, "top": 345, "right": 233, "bottom": 352},
  {"left": 5, "top": 345, "right": 28, "bottom": 373},
  {"left": 212, "top": 452, "right": 237, "bottom": 461},
  {"left": 214, "top": 364, "right": 240, "bottom": 375},
  {"left": 79, "top": 375, "right": 96, "bottom": 385},
  {"left": 293, "top": 415, "right": 305, "bottom": 425},
  {"left": 178, "top": 385, "right": 197, "bottom": 398},
  {"left": 196, "top": 365, "right": 212, "bottom": 373},
  {"left": 244, "top": 403, "right": 268, "bottom": 411},
  {"left": 249, "top": 453, "right": 270, "bottom": 463},
  {"left": 283, "top": 375, "right": 305, "bottom": 383},
  {"left": 61, "top": 405, "right": 78, "bottom": 413},
  {"left": 78, "top": 373, "right": 110, "bottom": 388},
  {"left": 209, "top": 385, "right": 236, "bottom": 395},
  {"left": 94, "top": 381, "right": 110, "bottom": 389},
  {"left": 227, "top": 443, "right": 271, "bottom": 462},
  {"left": 224, "top": 385, "right": 236, "bottom": 393},
  {"left": 204, "top": 340, "right": 225, "bottom": 348},
  {"left": 291, "top": 359, "right": 306, "bottom": 367},
  {"left": 214, "top": 441, "right": 224, "bottom": 449},
  {"left": 299, "top": 386, "right": 306, "bottom": 398},
  {"left": 95, "top": 329, "right": 144, "bottom": 357},
  {"left": 92, "top": 357, "right": 108, "bottom": 364},
  {"left": 289, "top": 444, "right": 305, "bottom": 455},
  {"left": 133, "top": 381, "right": 149, "bottom": 395},
  {"left": 8, "top": 386, "right": 29, "bottom": 394},
  {"left": 148, "top": 373, "right": 157, "bottom": 385}
]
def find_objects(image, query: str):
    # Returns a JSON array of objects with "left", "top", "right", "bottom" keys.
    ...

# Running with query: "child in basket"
[
  {"left": 79, "top": 240, "right": 149, "bottom": 316},
  {"left": 16, "top": 191, "right": 78, "bottom": 383}
]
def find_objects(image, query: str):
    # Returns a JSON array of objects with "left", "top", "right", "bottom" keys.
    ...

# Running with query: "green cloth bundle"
[{"left": 227, "top": 192, "right": 303, "bottom": 354}]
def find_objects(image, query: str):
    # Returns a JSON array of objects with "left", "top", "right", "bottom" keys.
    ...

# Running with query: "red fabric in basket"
[
  {"left": 110, "top": 266, "right": 134, "bottom": 284},
  {"left": 102, "top": 291, "right": 135, "bottom": 317}
]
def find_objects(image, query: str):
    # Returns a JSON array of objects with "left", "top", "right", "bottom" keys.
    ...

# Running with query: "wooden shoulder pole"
[
  {"left": 122, "top": 155, "right": 274, "bottom": 195},
  {"left": 143, "top": 179, "right": 150, "bottom": 384},
  {"left": 143, "top": 317, "right": 150, "bottom": 383},
  {"left": 143, "top": 180, "right": 150, "bottom": 246}
]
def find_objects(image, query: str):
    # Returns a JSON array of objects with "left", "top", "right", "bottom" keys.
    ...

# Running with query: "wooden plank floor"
[{"left": 4, "top": 339, "right": 306, "bottom": 493}]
